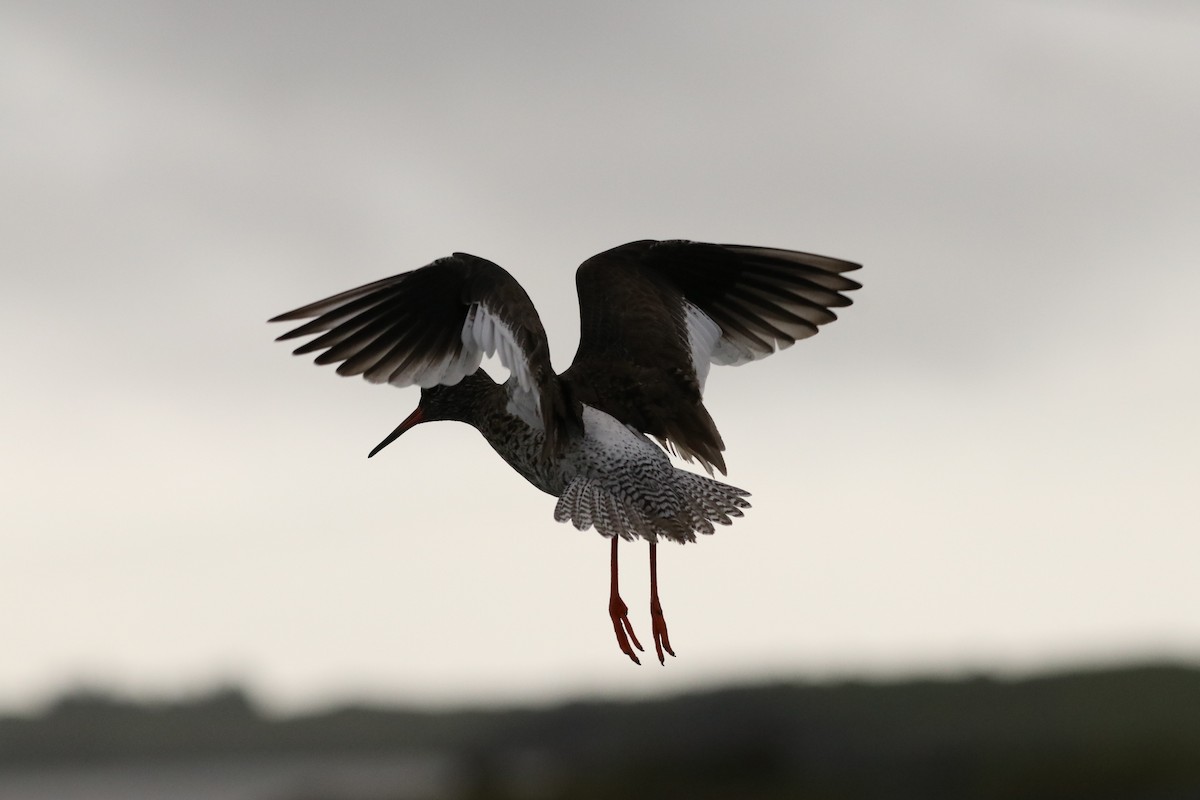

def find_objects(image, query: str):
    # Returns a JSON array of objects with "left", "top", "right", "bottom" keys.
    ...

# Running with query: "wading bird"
[{"left": 270, "top": 240, "right": 860, "bottom": 664}]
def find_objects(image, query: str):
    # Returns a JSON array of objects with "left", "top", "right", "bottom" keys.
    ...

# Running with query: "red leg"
[
  {"left": 608, "top": 536, "right": 643, "bottom": 664},
  {"left": 649, "top": 542, "right": 675, "bottom": 664}
]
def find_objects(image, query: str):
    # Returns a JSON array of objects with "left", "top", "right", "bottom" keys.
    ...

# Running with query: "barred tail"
[
  {"left": 665, "top": 470, "right": 751, "bottom": 535},
  {"left": 553, "top": 471, "right": 751, "bottom": 543}
]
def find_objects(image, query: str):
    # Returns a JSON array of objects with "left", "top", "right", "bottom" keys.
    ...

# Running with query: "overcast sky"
[{"left": 2, "top": 1, "right": 1197, "bottom": 713}]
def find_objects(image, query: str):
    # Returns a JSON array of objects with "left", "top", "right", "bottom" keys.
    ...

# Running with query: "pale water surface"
[{"left": 0, "top": 753, "right": 457, "bottom": 800}]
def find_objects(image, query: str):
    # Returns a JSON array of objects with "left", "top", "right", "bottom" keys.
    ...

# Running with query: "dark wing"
[
  {"left": 561, "top": 240, "right": 861, "bottom": 474},
  {"left": 270, "top": 253, "right": 576, "bottom": 455}
]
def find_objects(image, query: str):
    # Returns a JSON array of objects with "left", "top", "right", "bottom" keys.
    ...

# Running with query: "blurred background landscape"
[
  {"left": 3, "top": 663, "right": 1200, "bottom": 799},
  {"left": 3, "top": 1, "right": 1197, "bottom": 797}
]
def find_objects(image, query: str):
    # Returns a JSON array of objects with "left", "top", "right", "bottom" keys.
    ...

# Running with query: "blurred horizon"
[
  {"left": 5, "top": 661, "right": 1200, "bottom": 799},
  {"left": 6, "top": 649, "right": 1199, "bottom": 720},
  {"left": 6, "top": 653, "right": 1199, "bottom": 716}
]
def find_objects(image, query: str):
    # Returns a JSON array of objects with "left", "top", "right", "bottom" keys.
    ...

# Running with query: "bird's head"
[{"left": 367, "top": 371, "right": 498, "bottom": 458}]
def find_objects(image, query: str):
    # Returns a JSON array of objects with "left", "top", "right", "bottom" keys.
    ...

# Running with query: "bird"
[{"left": 270, "top": 239, "right": 861, "bottom": 664}]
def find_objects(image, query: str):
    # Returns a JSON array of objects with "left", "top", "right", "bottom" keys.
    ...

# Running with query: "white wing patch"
[
  {"left": 462, "top": 303, "right": 543, "bottom": 428},
  {"left": 378, "top": 336, "right": 482, "bottom": 389},
  {"left": 409, "top": 347, "right": 483, "bottom": 388},
  {"left": 682, "top": 301, "right": 757, "bottom": 391}
]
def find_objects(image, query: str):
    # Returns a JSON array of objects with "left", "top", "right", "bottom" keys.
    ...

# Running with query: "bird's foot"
[
  {"left": 650, "top": 595, "right": 675, "bottom": 665},
  {"left": 609, "top": 594, "right": 644, "bottom": 665}
]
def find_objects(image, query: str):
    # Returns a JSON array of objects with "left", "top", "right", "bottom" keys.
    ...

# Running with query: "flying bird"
[{"left": 270, "top": 239, "right": 861, "bottom": 664}]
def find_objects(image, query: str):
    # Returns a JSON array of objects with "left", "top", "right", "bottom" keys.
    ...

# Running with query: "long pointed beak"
[{"left": 368, "top": 407, "right": 424, "bottom": 458}]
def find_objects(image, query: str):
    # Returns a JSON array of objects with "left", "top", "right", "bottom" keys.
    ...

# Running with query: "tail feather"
[
  {"left": 671, "top": 470, "right": 750, "bottom": 530},
  {"left": 553, "top": 470, "right": 751, "bottom": 543},
  {"left": 558, "top": 478, "right": 593, "bottom": 531}
]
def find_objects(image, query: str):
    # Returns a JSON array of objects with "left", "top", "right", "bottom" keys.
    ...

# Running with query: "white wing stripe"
[
  {"left": 681, "top": 300, "right": 762, "bottom": 381},
  {"left": 461, "top": 304, "right": 542, "bottom": 427},
  {"left": 682, "top": 301, "right": 722, "bottom": 390},
  {"left": 478, "top": 313, "right": 490, "bottom": 354}
]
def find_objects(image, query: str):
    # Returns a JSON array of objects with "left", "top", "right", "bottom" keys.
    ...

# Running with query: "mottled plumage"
[{"left": 270, "top": 239, "right": 861, "bottom": 664}]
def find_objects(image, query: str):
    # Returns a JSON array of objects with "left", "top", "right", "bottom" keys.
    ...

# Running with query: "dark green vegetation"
[{"left": 2, "top": 663, "right": 1198, "bottom": 799}]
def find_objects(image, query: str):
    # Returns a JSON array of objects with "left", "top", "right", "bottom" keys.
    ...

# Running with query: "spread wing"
[
  {"left": 561, "top": 239, "right": 861, "bottom": 474},
  {"left": 269, "top": 252, "right": 575, "bottom": 454}
]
